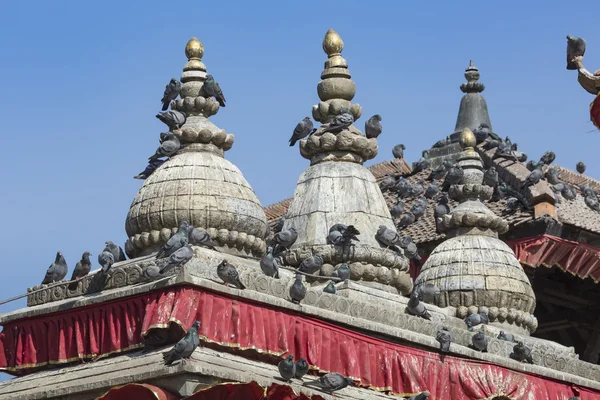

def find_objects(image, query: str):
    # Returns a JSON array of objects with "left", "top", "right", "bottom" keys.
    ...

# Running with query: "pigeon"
[
  {"left": 134, "top": 159, "right": 166, "bottom": 180},
  {"left": 407, "top": 392, "right": 430, "bottom": 400},
  {"left": 380, "top": 175, "right": 396, "bottom": 191},
  {"left": 322, "top": 108, "right": 354, "bottom": 134},
  {"left": 471, "top": 331, "right": 488, "bottom": 352},
  {"left": 432, "top": 137, "right": 450, "bottom": 148},
  {"left": 376, "top": 225, "right": 401, "bottom": 247},
  {"left": 505, "top": 197, "right": 521, "bottom": 213},
  {"left": 390, "top": 200, "right": 405, "bottom": 218},
  {"left": 68, "top": 251, "right": 92, "bottom": 290},
  {"left": 473, "top": 122, "right": 493, "bottom": 142},
  {"left": 427, "top": 164, "right": 447, "bottom": 181},
  {"left": 202, "top": 74, "right": 226, "bottom": 107},
  {"left": 514, "top": 151, "right": 528, "bottom": 162},
  {"left": 323, "top": 281, "right": 337, "bottom": 294},
  {"left": 401, "top": 237, "right": 421, "bottom": 264},
  {"left": 216, "top": 260, "right": 245, "bottom": 289},
  {"left": 411, "top": 197, "right": 427, "bottom": 220},
  {"left": 567, "top": 35, "right": 586, "bottom": 70},
  {"left": 289, "top": 117, "right": 315, "bottom": 146},
  {"left": 364, "top": 114, "right": 382, "bottom": 138},
  {"left": 436, "top": 327, "right": 452, "bottom": 357},
  {"left": 289, "top": 273, "right": 307, "bottom": 304},
  {"left": 408, "top": 180, "right": 425, "bottom": 198},
  {"left": 41, "top": 251, "right": 68, "bottom": 285},
  {"left": 160, "top": 78, "right": 181, "bottom": 111},
  {"left": 494, "top": 139, "right": 518, "bottom": 161},
  {"left": 584, "top": 190, "right": 600, "bottom": 212},
  {"left": 576, "top": 161, "right": 586, "bottom": 174},
  {"left": 498, "top": 331, "right": 516, "bottom": 342},
  {"left": 156, "top": 110, "right": 187, "bottom": 129},
  {"left": 260, "top": 251, "right": 280, "bottom": 278},
  {"left": 511, "top": 341, "right": 534, "bottom": 364},
  {"left": 392, "top": 144, "right": 405, "bottom": 159},
  {"left": 149, "top": 132, "right": 180, "bottom": 162},
  {"left": 411, "top": 152, "right": 431, "bottom": 175},
  {"left": 483, "top": 167, "right": 499, "bottom": 187},
  {"left": 104, "top": 241, "right": 127, "bottom": 262},
  {"left": 142, "top": 264, "right": 160, "bottom": 279},
  {"left": 273, "top": 217, "right": 285, "bottom": 235},
  {"left": 465, "top": 312, "right": 489, "bottom": 330},
  {"left": 521, "top": 166, "right": 543, "bottom": 189},
  {"left": 274, "top": 227, "right": 298, "bottom": 251},
  {"left": 160, "top": 245, "right": 193, "bottom": 274},
  {"left": 304, "top": 372, "right": 353, "bottom": 394},
  {"left": 540, "top": 151, "right": 556, "bottom": 166},
  {"left": 163, "top": 321, "right": 201, "bottom": 365},
  {"left": 332, "top": 263, "right": 350, "bottom": 281},
  {"left": 294, "top": 358, "right": 309, "bottom": 380},
  {"left": 424, "top": 182, "right": 439, "bottom": 199},
  {"left": 327, "top": 224, "right": 360, "bottom": 245},
  {"left": 189, "top": 227, "right": 218, "bottom": 249},
  {"left": 545, "top": 167, "right": 561, "bottom": 185},
  {"left": 491, "top": 183, "right": 507, "bottom": 202},
  {"left": 442, "top": 164, "right": 464, "bottom": 190},
  {"left": 97, "top": 250, "right": 115, "bottom": 275},
  {"left": 394, "top": 177, "right": 410, "bottom": 198},
  {"left": 526, "top": 160, "right": 540, "bottom": 172},
  {"left": 418, "top": 282, "right": 440, "bottom": 304},
  {"left": 406, "top": 290, "right": 431, "bottom": 320},
  {"left": 562, "top": 184, "right": 577, "bottom": 200},
  {"left": 434, "top": 195, "right": 451, "bottom": 232},
  {"left": 484, "top": 136, "right": 501, "bottom": 150},
  {"left": 298, "top": 254, "right": 324, "bottom": 274},
  {"left": 156, "top": 221, "right": 191, "bottom": 259},
  {"left": 398, "top": 212, "right": 416, "bottom": 228},
  {"left": 278, "top": 354, "right": 296, "bottom": 382}
]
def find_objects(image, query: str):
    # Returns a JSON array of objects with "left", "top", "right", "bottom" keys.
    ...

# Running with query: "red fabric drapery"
[
  {"left": 591, "top": 93, "right": 600, "bottom": 130},
  {"left": 508, "top": 234, "right": 600, "bottom": 282},
  {"left": 2, "top": 286, "right": 599, "bottom": 399},
  {"left": 96, "top": 383, "right": 179, "bottom": 400}
]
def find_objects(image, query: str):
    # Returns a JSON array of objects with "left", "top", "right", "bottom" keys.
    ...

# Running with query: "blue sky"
[{"left": 1, "top": 0, "right": 599, "bottom": 382}]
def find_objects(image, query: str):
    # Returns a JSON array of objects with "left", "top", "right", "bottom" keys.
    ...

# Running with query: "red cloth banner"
[
  {"left": 508, "top": 234, "right": 600, "bottom": 282},
  {"left": 96, "top": 383, "right": 180, "bottom": 400},
  {"left": 2, "top": 286, "right": 599, "bottom": 399},
  {"left": 591, "top": 93, "right": 600, "bottom": 130}
]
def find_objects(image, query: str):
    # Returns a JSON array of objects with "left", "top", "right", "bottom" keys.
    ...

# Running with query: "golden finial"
[
  {"left": 323, "top": 29, "right": 344, "bottom": 57},
  {"left": 185, "top": 37, "right": 204, "bottom": 60},
  {"left": 459, "top": 128, "right": 476, "bottom": 149}
]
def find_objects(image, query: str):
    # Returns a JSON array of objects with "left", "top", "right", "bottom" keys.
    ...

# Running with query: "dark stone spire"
[{"left": 451, "top": 61, "right": 492, "bottom": 139}]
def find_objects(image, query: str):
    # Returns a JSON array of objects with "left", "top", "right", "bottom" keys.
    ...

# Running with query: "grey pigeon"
[
  {"left": 427, "top": 164, "right": 447, "bottom": 181},
  {"left": 143, "top": 264, "right": 160, "bottom": 279},
  {"left": 411, "top": 151, "right": 431, "bottom": 175},
  {"left": 471, "top": 331, "right": 488, "bottom": 352},
  {"left": 545, "top": 167, "right": 561, "bottom": 185},
  {"left": 295, "top": 358, "right": 309, "bottom": 380},
  {"left": 584, "top": 190, "right": 600, "bottom": 212},
  {"left": 411, "top": 197, "right": 427, "bottom": 220},
  {"left": 156, "top": 110, "right": 186, "bottom": 129},
  {"left": 576, "top": 161, "right": 586, "bottom": 174},
  {"left": 332, "top": 263, "right": 350, "bottom": 281},
  {"left": 189, "top": 227, "right": 218, "bottom": 249},
  {"left": 380, "top": 175, "right": 396, "bottom": 191},
  {"left": 484, "top": 136, "right": 501, "bottom": 150},
  {"left": 163, "top": 321, "right": 201, "bottom": 365},
  {"left": 298, "top": 254, "right": 324, "bottom": 274},
  {"left": 376, "top": 225, "right": 401, "bottom": 247},
  {"left": 401, "top": 237, "right": 421, "bottom": 264},
  {"left": 104, "top": 241, "right": 126, "bottom": 262},
  {"left": 567, "top": 35, "right": 586, "bottom": 70},
  {"left": 442, "top": 164, "right": 464, "bottom": 190},
  {"left": 273, "top": 217, "right": 285, "bottom": 234},
  {"left": 202, "top": 74, "right": 226, "bottom": 107},
  {"left": 505, "top": 197, "right": 521, "bottom": 213},
  {"left": 522, "top": 166, "right": 544, "bottom": 189},
  {"left": 394, "top": 177, "right": 410, "bottom": 198},
  {"left": 156, "top": 221, "right": 191, "bottom": 259},
  {"left": 407, "top": 290, "right": 431, "bottom": 320},
  {"left": 260, "top": 251, "right": 280, "bottom": 278},
  {"left": 473, "top": 122, "right": 493, "bottom": 142},
  {"left": 498, "top": 331, "right": 515, "bottom": 342},
  {"left": 304, "top": 372, "right": 353, "bottom": 394},
  {"left": 540, "top": 151, "right": 556, "bottom": 166},
  {"left": 511, "top": 341, "right": 534, "bottom": 364},
  {"left": 364, "top": 114, "right": 382, "bottom": 138},
  {"left": 408, "top": 180, "right": 425, "bottom": 198},
  {"left": 424, "top": 182, "right": 439, "bottom": 199},
  {"left": 494, "top": 138, "right": 518, "bottom": 161},
  {"left": 274, "top": 227, "right": 298, "bottom": 251},
  {"left": 434, "top": 195, "right": 450, "bottom": 232},
  {"left": 322, "top": 108, "right": 354, "bottom": 134},
  {"left": 483, "top": 167, "right": 499, "bottom": 187},
  {"left": 160, "top": 245, "right": 193, "bottom": 274},
  {"left": 407, "top": 392, "right": 430, "bottom": 400},
  {"left": 41, "top": 251, "right": 68, "bottom": 285},
  {"left": 491, "top": 183, "right": 507, "bottom": 202},
  {"left": 323, "top": 281, "right": 337, "bottom": 294},
  {"left": 134, "top": 159, "right": 165, "bottom": 180},
  {"left": 161, "top": 78, "right": 181, "bottom": 111},
  {"left": 392, "top": 144, "right": 405, "bottom": 159},
  {"left": 398, "top": 212, "right": 416, "bottom": 228},
  {"left": 216, "top": 260, "right": 245, "bottom": 289},
  {"left": 432, "top": 137, "right": 450, "bottom": 148},
  {"left": 97, "top": 250, "right": 115, "bottom": 274},
  {"left": 526, "top": 160, "right": 540, "bottom": 172},
  {"left": 562, "top": 184, "right": 577, "bottom": 200},
  {"left": 149, "top": 132, "right": 180, "bottom": 162},
  {"left": 390, "top": 200, "right": 405, "bottom": 218},
  {"left": 68, "top": 251, "right": 92, "bottom": 290},
  {"left": 514, "top": 151, "right": 528, "bottom": 162},
  {"left": 289, "top": 273, "right": 307, "bottom": 304},
  {"left": 289, "top": 117, "right": 315, "bottom": 147},
  {"left": 418, "top": 282, "right": 440, "bottom": 304},
  {"left": 436, "top": 327, "right": 452, "bottom": 358},
  {"left": 327, "top": 224, "right": 360, "bottom": 245},
  {"left": 465, "top": 312, "right": 489, "bottom": 330},
  {"left": 278, "top": 354, "right": 296, "bottom": 382}
]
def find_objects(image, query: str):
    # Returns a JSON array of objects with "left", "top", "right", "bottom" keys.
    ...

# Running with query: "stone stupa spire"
[
  {"left": 125, "top": 37, "right": 269, "bottom": 258},
  {"left": 281, "top": 29, "right": 411, "bottom": 295},
  {"left": 415, "top": 129, "right": 537, "bottom": 335}
]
